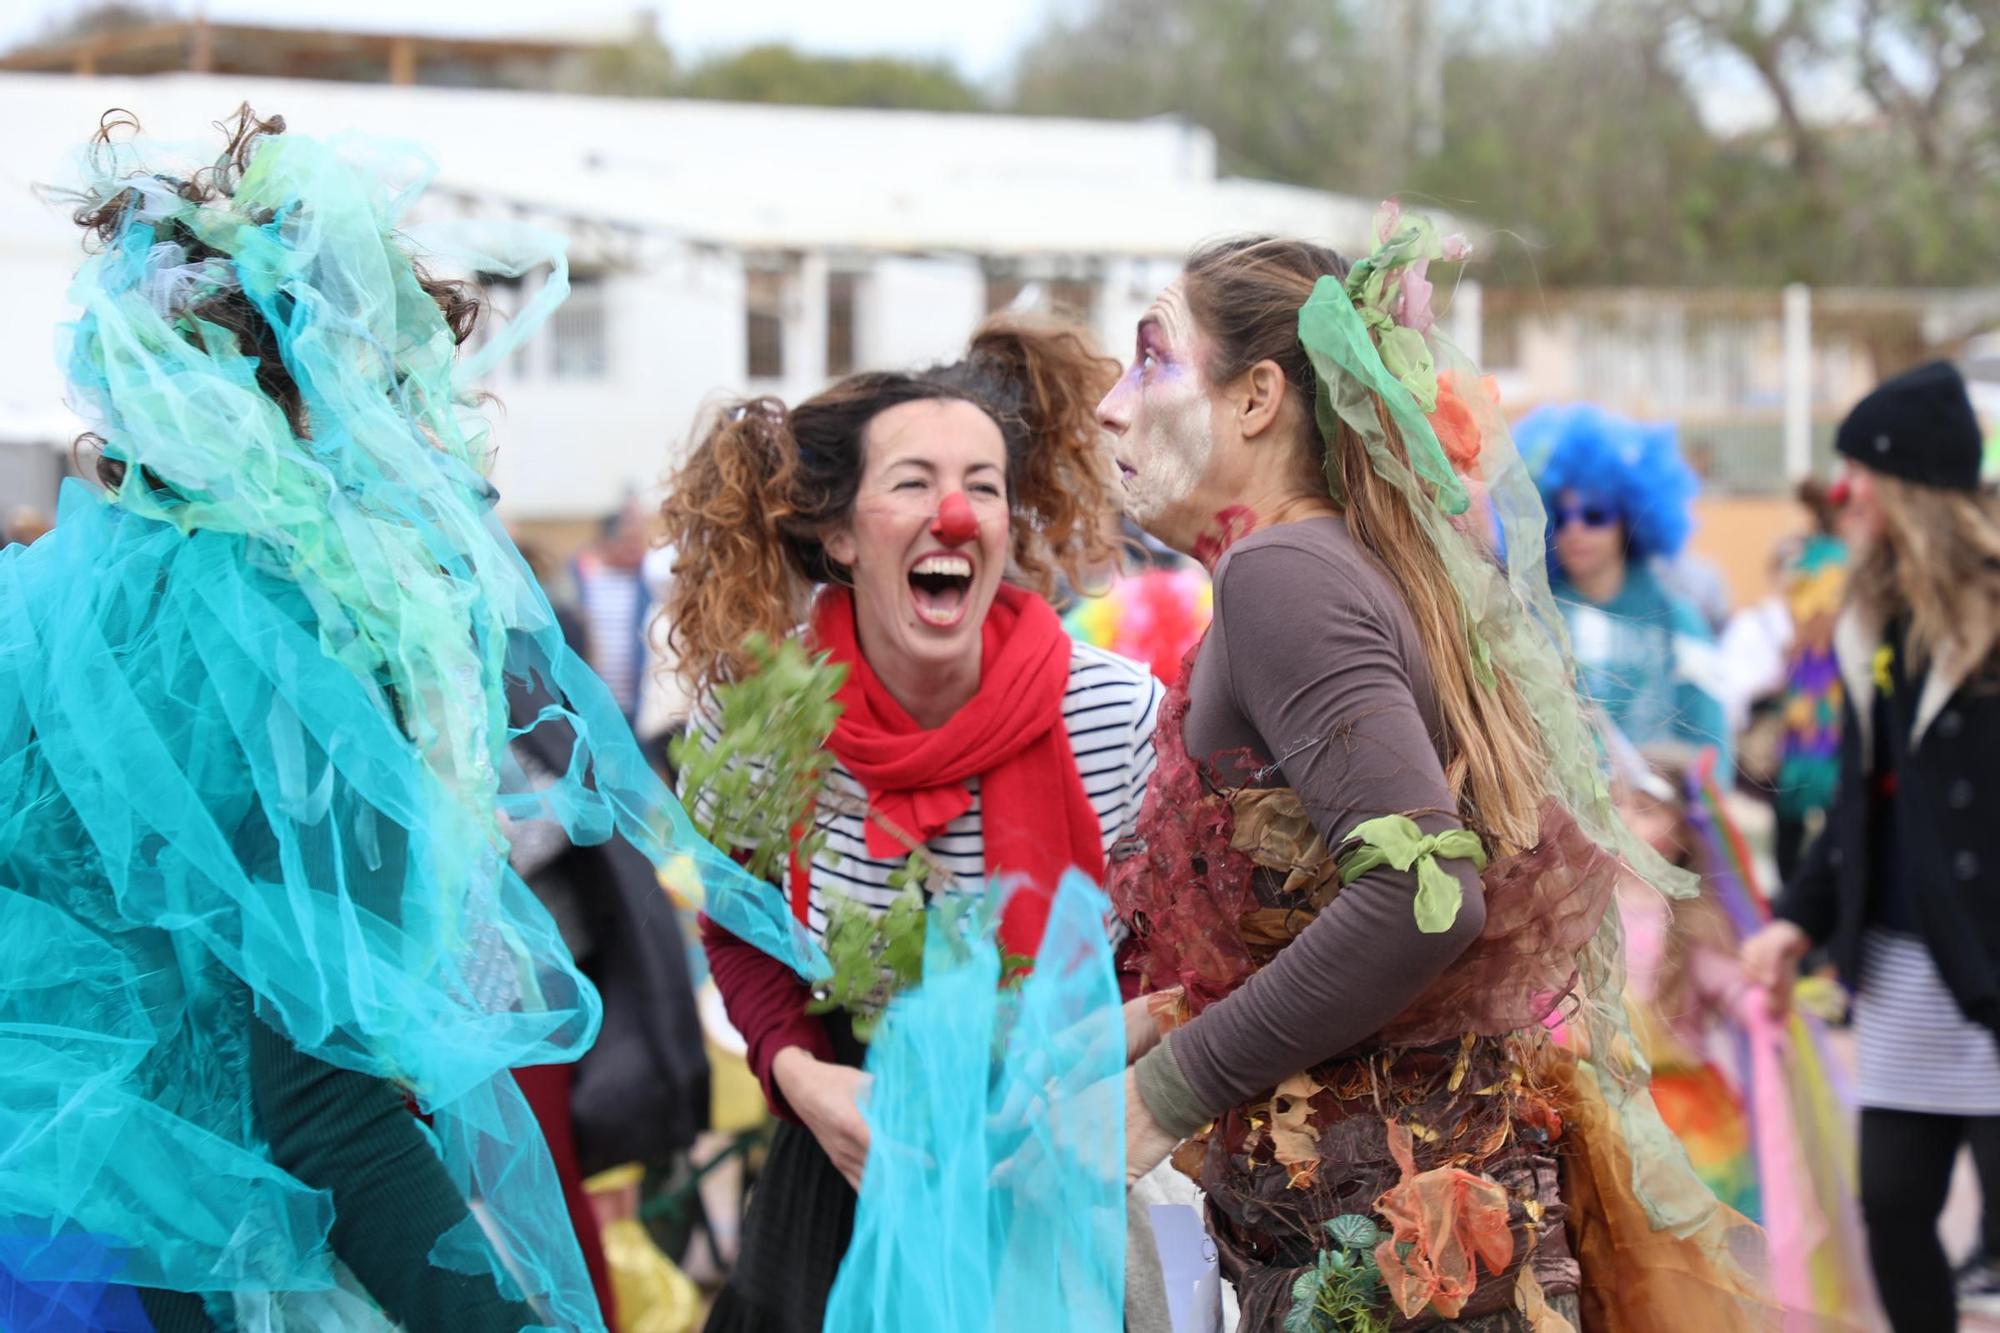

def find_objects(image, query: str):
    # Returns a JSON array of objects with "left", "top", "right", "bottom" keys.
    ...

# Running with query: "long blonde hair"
[
  {"left": 1851, "top": 472, "right": 2000, "bottom": 674},
  {"left": 1183, "top": 237, "right": 1547, "bottom": 853}
]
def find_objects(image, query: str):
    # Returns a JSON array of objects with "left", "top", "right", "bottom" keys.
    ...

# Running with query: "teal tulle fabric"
[
  {"left": 701, "top": 866, "right": 1127, "bottom": 1332},
  {"left": 826, "top": 872, "right": 1125, "bottom": 1332},
  {"left": 0, "top": 123, "right": 763, "bottom": 1330}
]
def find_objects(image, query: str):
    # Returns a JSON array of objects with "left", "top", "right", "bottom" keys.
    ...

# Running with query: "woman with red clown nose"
[{"left": 659, "top": 316, "right": 1168, "bottom": 1333}]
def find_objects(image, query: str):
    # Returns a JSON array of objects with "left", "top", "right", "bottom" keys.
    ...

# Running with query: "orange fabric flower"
[
  {"left": 1372, "top": 1119, "right": 1516, "bottom": 1319},
  {"left": 1427, "top": 370, "right": 1502, "bottom": 477}
]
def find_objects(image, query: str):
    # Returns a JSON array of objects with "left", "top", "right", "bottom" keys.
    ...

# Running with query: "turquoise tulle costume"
[{"left": 0, "top": 122, "right": 760, "bottom": 1329}]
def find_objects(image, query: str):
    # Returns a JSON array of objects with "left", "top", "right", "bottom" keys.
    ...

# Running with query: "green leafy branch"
[
  {"left": 808, "top": 871, "right": 928, "bottom": 1040},
  {"left": 669, "top": 633, "right": 846, "bottom": 884},
  {"left": 1284, "top": 1215, "right": 1390, "bottom": 1333},
  {"left": 670, "top": 634, "right": 1032, "bottom": 1039}
]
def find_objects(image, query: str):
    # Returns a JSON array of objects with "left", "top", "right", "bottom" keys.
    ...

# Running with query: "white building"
[{"left": 0, "top": 72, "right": 1402, "bottom": 520}]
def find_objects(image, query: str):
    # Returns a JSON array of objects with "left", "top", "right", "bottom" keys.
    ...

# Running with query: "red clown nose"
[{"left": 930, "top": 491, "right": 978, "bottom": 546}]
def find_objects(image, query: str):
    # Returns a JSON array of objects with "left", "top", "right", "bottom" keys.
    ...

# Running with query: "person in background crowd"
[
  {"left": 632, "top": 540, "right": 693, "bottom": 767},
  {"left": 1743, "top": 360, "right": 2000, "bottom": 1333},
  {"left": 575, "top": 498, "right": 655, "bottom": 725},
  {"left": 1519, "top": 403, "right": 1734, "bottom": 781}
]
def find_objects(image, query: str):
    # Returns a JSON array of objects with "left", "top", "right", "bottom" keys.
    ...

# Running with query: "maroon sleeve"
[{"left": 699, "top": 912, "right": 834, "bottom": 1123}]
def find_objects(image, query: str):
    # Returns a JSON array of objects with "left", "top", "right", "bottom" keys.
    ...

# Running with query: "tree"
[
  {"left": 553, "top": 25, "right": 676, "bottom": 98},
  {"left": 675, "top": 44, "right": 984, "bottom": 112},
  {"left": 1010, "top": 0, "right": 1380, "bottom": 189},
  {"left": 28, "top": 1, "right": 167, "bottom": 46},
  {"left": 1007, "top": 0, "right": 2000, "bottom": 286}
]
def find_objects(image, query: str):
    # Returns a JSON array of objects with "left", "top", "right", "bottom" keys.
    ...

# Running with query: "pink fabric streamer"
[{"left": 1739, "top": 994, "right": 1821, "bottom": 1324}]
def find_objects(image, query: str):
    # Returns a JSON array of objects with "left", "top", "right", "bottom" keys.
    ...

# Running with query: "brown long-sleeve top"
[{"left": 1133, "top": 516, "right": 1488, "bottom": 1136}]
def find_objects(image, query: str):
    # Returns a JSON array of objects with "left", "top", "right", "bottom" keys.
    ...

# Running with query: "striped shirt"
[
  {"left": 577, "top": 564, "right": 643, "bottom": 713},
  {"left": 686, "top": 641, "right": 1163, "bottom": 946},
  {"left": 1853, "top": 928, "right": 2000, "bottom": 1115}
]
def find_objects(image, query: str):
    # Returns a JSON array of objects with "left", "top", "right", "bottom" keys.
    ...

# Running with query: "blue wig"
[{"left": 1517, "top": 403, "right": 1698, "bottom": 562}]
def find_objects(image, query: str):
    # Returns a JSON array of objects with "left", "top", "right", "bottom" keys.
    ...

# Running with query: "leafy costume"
[{"left": 1112, "top": 207, "right": 1770, "bottom": 1332}]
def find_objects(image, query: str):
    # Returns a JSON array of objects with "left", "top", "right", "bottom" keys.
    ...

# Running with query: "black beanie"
[{"left": 1834, "top": 360, "right": 1983, "bottom": 492}]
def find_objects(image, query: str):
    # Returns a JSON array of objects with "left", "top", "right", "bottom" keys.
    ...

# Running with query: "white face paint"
[{"left": 1094, "top": 282, "right": 1219, "bottom": 546}]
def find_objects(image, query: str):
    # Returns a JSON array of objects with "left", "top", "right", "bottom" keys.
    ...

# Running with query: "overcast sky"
[
  {"left": 5, "top": 0, "right": 1827, "bottom": 135},
  {"left": 1, "top": 0, "right": 1073, "bottom": 82}
]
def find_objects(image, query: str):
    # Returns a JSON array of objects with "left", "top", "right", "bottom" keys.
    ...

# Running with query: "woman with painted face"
[
  {"left": 1743, "top": 361, "right": 2000, "bottom": 1333},
  {"left": 659, "top": 318, "right": 1166, "bottom": 1333},
  {"left": 1099, "top": 222, "right": 1765, "bottom": 1331},
  {"left": 1516, "top": 405, "right": 1733, "bottom": 779}
]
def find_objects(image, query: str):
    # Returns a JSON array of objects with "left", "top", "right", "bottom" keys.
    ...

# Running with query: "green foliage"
[
  {"left": 807, "top": 873, "right": 931, "bottom": 1040},
  {"left": 673, "top": 638, "right": 1023, "bottom": 1038},
  {"left": 1011, "top": 0, "right": 1375, "bottom": 189},
  {"left": 1282, "top": 1216, "right": 1389, "bottom": 1333},
  {"left": 678, "top": 43, "right": 985, "bottom": 111},
  {"left": 1008, "top": 0, "right": 2000, "bottom": 287},
  {"left": 29, "top": 1, "right": 165, "bottom": 44},
  {"left": 669, "top": 633, "right": 846, "bottom": 884}
]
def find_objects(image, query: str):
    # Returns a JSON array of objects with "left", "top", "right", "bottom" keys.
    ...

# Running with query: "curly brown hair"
[
  {"left": 660, "top": 314, "right": 1121, "bottom": 689},
  {"left": 69, "top": 104, "right": 483, "bottom": 490}
]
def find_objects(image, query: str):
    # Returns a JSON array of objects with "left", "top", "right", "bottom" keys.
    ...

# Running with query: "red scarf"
[{"left": 794, "top": 583, "right": 1102, "bottom": 960}]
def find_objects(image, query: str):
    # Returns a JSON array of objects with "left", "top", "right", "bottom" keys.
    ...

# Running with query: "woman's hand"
[
  {"left": 1740, "top": 919, "right": 1811, "bottom": 1019},
  {"left": 772, "top": 1046, "right": 872, "bottom": 1191},
  {"left": 1123, "top": 993, "right": 1171, "bottom": 1064},
  {"left": 1124, "top": 1068, "right": 1179, "bottom": 1186}
]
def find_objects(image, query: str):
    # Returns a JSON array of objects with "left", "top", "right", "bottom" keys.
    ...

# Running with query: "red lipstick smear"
[
  {"left": 930, "top": 491, "right": 979, "bottom": 546},
  {"left": 1192, "top": 505, "right": 1258, "bottom": 570}
]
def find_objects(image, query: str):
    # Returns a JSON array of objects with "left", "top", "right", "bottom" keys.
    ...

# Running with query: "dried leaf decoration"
[
  {"left": 1270, "top": 1072, "right": 1323, "bottom": 1190},
  {"left": 1229, "top": 787, "right": 1340, "bottom": 901},
  {"left": 1372, "top": 1120, "right": 1515, "bottom": 1319},
  {"left": 1513, "top": 1266, "right": 1578, "bottom": 1333}
]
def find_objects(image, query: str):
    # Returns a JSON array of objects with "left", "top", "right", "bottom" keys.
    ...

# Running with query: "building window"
[
  {"left": 550, "top": 273, "right": 609, "bottom": 380},
  {"left": 746, "top": 269, "right": 787, "bottom": 380},
  {"left": 826, "top": 271, "right": 858, "bottom": 377}
]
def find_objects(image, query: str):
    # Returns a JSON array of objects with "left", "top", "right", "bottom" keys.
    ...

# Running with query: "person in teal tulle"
[
  {"left": 0, "top": 106, "right": 754, "bottom": 1332},
  {"left": 1518, "top": 404, "right": 1734, "bottom": 781}
]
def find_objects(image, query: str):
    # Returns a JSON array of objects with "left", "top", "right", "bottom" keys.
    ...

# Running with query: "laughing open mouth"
[{"left": 908, "top": 553, "right": 974, "bottom": 626}]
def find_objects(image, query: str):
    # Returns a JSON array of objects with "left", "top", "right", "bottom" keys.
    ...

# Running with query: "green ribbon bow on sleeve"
[{"left": 1336, "top": 813, "right": 1488, "bottom": 934}]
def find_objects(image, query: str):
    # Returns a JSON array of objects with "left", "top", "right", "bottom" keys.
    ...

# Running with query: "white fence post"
[{"left": 1783, "top": 283, "right": 1813, "bottom": 481}]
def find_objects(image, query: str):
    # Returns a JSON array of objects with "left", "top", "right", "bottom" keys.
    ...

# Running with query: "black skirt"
[{"left": 704, "top": 1021, "right": 865, "bottom": 1333}]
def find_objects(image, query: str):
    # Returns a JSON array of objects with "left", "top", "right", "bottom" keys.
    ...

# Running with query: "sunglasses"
[{"left": 1553, "top": 503, "right": 1621, "bottom": 531}]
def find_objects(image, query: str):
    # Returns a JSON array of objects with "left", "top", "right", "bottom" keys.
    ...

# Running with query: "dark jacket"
[
  {"left": 508, "top": 624, "right": 710, "bottom": 1173},
  {"left": 1775, "top": 604, "right": 2000, "bottom": 1036}
]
